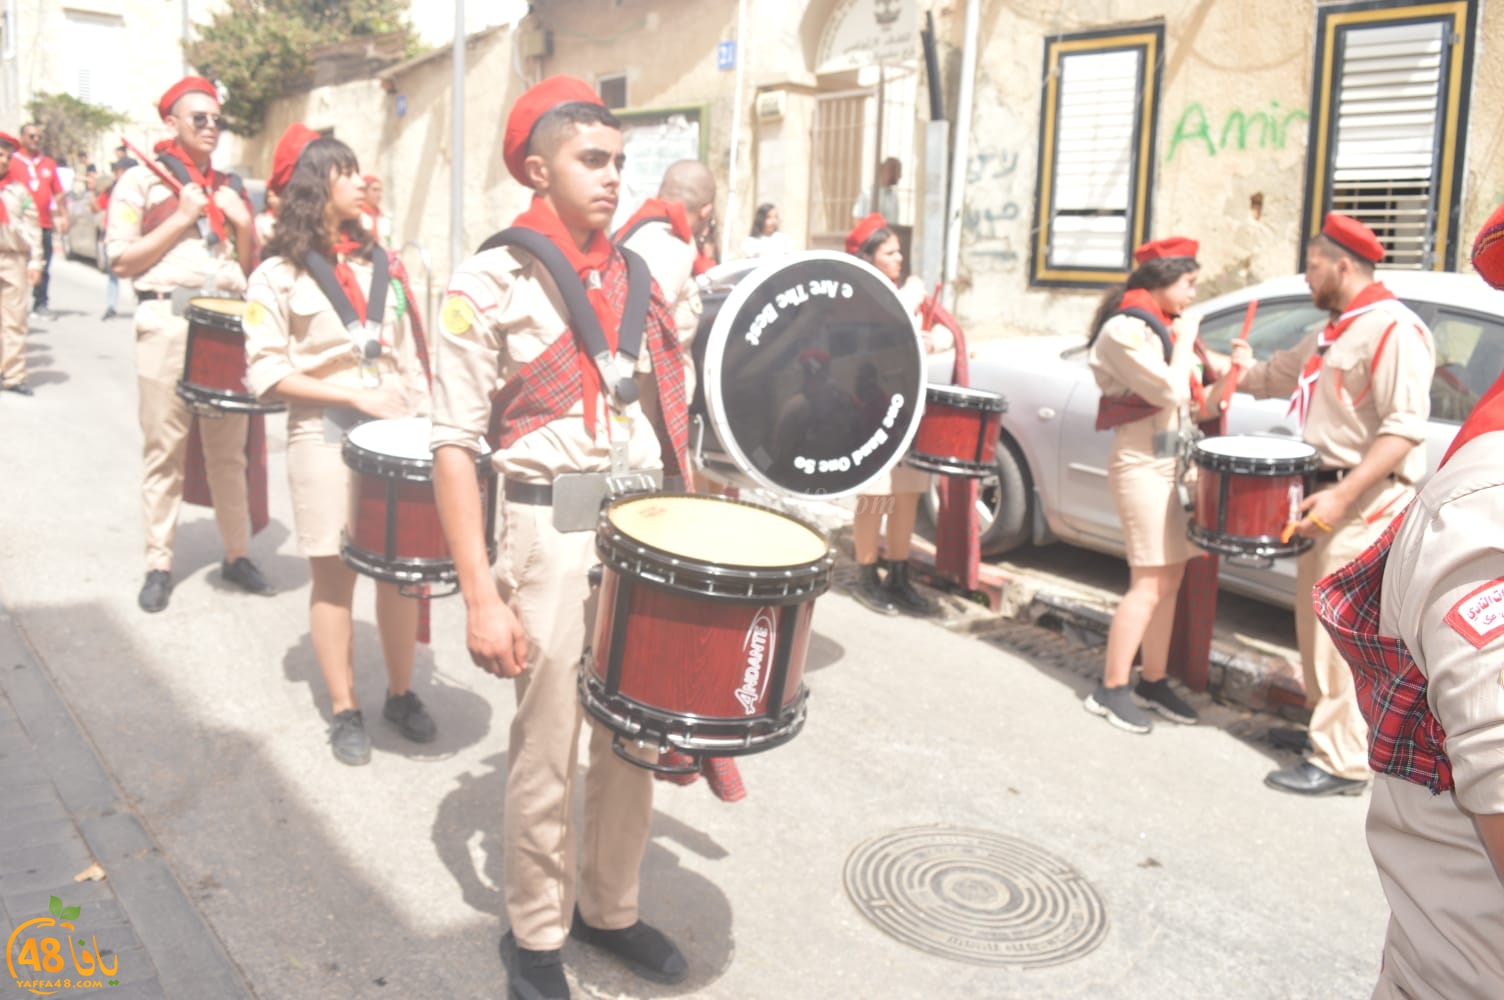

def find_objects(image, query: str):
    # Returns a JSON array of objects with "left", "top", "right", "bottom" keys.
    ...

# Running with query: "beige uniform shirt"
[
  {"left": 1367, "top": 431, "right": 1504, "bottom": 999},
  {"left": 243, "top": 255, "right": 430, "bottom": 432},
  {"left": 1239, "top": 294, "right": 1433, "bottom": 483},
  {"left": 429, "top": 245, "right": 661, "bottom": 484},
  {"left": 0, "top": 182, "right": 42, "bottom": 264},
  {"left": 1089, "top": 313, "right": 1196, "bottom": 451},
  {"left": 620, "top": 219, "right": 702, "bottom": 348},
  {"left": 104, "top": 164, "right": 247, "bottom": 296}
]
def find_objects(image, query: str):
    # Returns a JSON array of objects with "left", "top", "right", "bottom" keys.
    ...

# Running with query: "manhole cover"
[{"left": 844, "top": 826, "right": 1108, "bottom": 968}]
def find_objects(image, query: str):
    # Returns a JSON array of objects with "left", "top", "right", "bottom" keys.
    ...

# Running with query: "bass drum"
[{"left": 690, "top": 252, "right": 925, "bottom": 500}]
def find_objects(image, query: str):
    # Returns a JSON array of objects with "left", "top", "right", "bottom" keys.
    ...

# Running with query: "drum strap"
[
  {"left": 478, "top": 227, "right": 652, "bottom": 408},
  {"left": 304, "top": 248, "right": 390, "bottom": 387}
]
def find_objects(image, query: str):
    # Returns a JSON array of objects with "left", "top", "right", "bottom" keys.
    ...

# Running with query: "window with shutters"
[
  {"left": 1302, "top": 1, "right": 1476, "bottom": 271},
  {"left": 63, "top": 11, "right": 126, "bottom": 112},
  {"left": 1030, "top": 25, "right": 1163, "bottom": 288}
]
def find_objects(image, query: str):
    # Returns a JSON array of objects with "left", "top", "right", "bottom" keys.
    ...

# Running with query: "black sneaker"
[
  {"left": 570, "top": 908, "right": 687, "bottom": 984},
  {"left": 499, "top": 931, "right": 569, "bottom": 1000},
  {"left": 328, "top": 709, "right": 371, "bottom": 766},
  {"left": 383, "top": 690, "right": 436, "bottom": 743},
  {"left": 222, "top": 556, "right": 275, "bottom": 595},
  {"left": 883, "top": 560, "right": 940, "bottom": 616},
  {"left": 1133, "top": 677, "right": 1200, "bottom": 724},
  {"left": 1083, "top": 682, "right": 1153, "bottom": 734},
  {"left": 138, "top": 570, "right": 172, "bottom": 613},
  {"left": 850, "top": 563, "right": 899, "bottom": 615}
]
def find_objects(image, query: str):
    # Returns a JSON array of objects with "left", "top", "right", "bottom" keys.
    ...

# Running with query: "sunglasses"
[
  {"left": 188, "top": 113, "right": 224, "bottom": 131},
  {"left": 20, "top": 132, "right": 39, "bottom": 141}
]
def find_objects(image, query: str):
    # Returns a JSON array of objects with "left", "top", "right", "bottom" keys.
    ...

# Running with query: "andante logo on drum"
[{"left": 736, "top": 609, "right": 778, "bottom": 714}]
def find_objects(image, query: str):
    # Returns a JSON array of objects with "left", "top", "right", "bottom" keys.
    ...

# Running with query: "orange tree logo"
[{"left": 6, "top": 895, "right": 121, "bottom": 995}]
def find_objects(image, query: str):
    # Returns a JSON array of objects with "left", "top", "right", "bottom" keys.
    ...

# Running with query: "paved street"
[{"left": 1, "top": 261, "right": 1387, "bottom": 999}]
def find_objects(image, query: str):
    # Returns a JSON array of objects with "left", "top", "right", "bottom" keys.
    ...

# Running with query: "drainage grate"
[{"left": 844, "top": 826, "right": 1108, "bottom": 968}]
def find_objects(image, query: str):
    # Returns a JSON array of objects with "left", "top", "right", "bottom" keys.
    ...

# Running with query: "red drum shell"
[
  {"left": 178, "top": 299, "right": 285, "bottom": 415},
  {"left": 1188, "top": 436, "right": 1319, "bottom": 559},
  {"left": 908, "top": 385, "right": 1007, "bottom": 477},
  {"left": 581, "top": 493, "right": 832, "bottom": 757}
]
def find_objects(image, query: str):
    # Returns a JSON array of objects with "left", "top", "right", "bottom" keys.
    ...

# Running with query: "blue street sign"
[
  {"left": 717, "top": 40, "right": 736, "bottom": 71},
  {"left": 396, "top": 94, "right": 407, "bottom": 118}
]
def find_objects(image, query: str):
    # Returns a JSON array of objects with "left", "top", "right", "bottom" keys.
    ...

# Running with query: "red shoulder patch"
[{"left": 1444, "top": 577, "right": 1504, "bottom": 649}]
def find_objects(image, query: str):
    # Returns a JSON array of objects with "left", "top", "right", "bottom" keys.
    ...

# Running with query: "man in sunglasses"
[
  {"left": 8, "top": 123, "right": 67, "bottom": 319},
  {"left": 106, "top": 75, "right": 272, "bottom": 613}
]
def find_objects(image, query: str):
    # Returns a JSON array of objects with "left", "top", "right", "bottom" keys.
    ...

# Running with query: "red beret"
[
  {"left": 0, "top": 132, "right": 18, "bottom": 152},
  {"left": 157, "top": 76, "right": 218, "bottom": 119},
  {"left": 503, "top": 75, "right": 604, "bottom": 187},
  {"left": 362, "top": 174, "right": 379, "bottom": 185},
  {"left": 1132, "top": 236, "right": 1199, "bottom": 264},
  {"left": 268, "top": 123, "right": 321, "bottom": 195},
  {"left": 845, "top": 213, "right": 889, "bottom": 256},
  {"left": 1471, "top": 203, "right": 1504, "bottom": 290},
  {"left": 1321, "top": 212, "right": 1385, "bottom": 264}
]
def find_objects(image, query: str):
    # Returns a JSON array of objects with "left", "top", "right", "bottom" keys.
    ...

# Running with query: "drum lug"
[
  {"left": 587, "top": 564, "right": 603, "bottom": 588},
  {"left": 612, "top": 735, "right": 700, "bottom": 775}
]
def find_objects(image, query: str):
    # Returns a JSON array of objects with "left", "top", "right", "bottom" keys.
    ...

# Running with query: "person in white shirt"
[{"left": 740, "top": 202, "right": 792, "bottom": 259}]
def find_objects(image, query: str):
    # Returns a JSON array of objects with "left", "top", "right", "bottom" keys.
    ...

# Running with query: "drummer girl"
[
  {"left": 1084, "top": 237, "right": 1235, "bottom": 733},
  {"left": 243, "top": 124, "right": 435, "bottom": 765},
  {"left": 845, "top": 213, "right": 952, "bottom": 616}
]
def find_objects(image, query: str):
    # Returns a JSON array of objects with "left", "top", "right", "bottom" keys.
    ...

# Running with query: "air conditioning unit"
[{"left": 755, "top": 90, "right": 786, "bottom": 122}]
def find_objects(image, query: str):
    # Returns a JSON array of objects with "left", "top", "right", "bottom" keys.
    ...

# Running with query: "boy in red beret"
[
  {"left": 105, "top": 76, "right": 272, "bottom": 613},
  {"left": 0, "top": 131, "right": 43, "bottom": 394},
  {"left": 1232, "top": 213, "right": 1435, "bottom": 796},
  {"left": 430, "top": 75, "right": 690, "bottom": 1000}
]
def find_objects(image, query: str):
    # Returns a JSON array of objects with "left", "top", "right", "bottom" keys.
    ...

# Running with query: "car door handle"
[{"left": 1038, "top": 407, "right": 1057, "bottom": 421}]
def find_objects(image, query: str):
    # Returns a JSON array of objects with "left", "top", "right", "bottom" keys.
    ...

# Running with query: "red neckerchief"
[
  {"left": 330, "top": 234, "right": 370, "bottom": 325},
  {"left": 620, "top": 198, "right": 694, "bottom": 244},
  {"left": 157, "top": 139, "right": 228, "bottom": 243},
  {"left": 1290, "top": 282, "right": 1397, "bottom": 428},
  {"left": 513, "top": 196, "right": 619, "bottom": 436},
  {"left": 1441, "top": 371, "right": 1504, "bottom": 466},
  {"left": 692, "top": 253, "right": 714, "bottom": 276},
  {"left": 1119, "top": 288, "right": 1208, "bottom": 411},
  {"left": 11, "top": 151, "right": 41, "bottom": 192}
]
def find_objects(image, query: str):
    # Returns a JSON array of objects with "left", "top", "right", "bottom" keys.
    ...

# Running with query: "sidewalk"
[{"left": 0, "top": 605, "right": 251, "bottom": 1000}]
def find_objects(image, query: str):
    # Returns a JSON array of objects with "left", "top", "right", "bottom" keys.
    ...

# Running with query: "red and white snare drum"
[
  {"left": 176, "top": 297, "right": 285, "bottom": 415},
  {"left": 1189, "top": 435, "right": 1320, "bottom": 560},
  {"left": 341, "top": 417, "right": 496, "bottom": 595},
  {"left": 907, "top": 384, "right": 1008, "bottom": 477},
  {"left": 581, "top": 493, "right": 833, "bottom": 773}
]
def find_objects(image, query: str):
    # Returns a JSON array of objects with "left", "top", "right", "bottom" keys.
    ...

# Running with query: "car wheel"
[{"left": 922, "top": 433, "right": 1033, "bottom": 556}]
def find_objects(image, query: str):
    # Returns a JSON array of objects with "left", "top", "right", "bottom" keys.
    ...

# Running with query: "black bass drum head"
[{"left": 700, "top": 252, "right": 924, "bottom": 500}]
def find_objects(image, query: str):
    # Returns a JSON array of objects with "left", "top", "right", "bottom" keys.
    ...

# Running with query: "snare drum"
[
  {"left": 1189, "top": 435, "right": 1320, "bottom": 560},
  {"left": 177, "top": 297, "right": 285, "bottom": 415},
  {"left": 341, "top": 417, "right": 496, "bottom": 594},
  {"left": 907, "top": 384, "right": 1008, "bottom": 477},
  {"left": 581, "top": 493, "right": 833, "bottom": 773}
]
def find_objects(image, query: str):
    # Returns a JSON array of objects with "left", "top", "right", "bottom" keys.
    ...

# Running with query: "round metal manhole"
[{"left": 844, "top": 826, "right": 1108, "bottom": 968}]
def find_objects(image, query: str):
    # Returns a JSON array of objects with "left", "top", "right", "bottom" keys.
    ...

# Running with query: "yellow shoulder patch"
[
  {"left": 442, "top": 295, "right": 476, "bottom": 336},
  {"left": 243, "top": 300, "right": 268, "bottom": 329},
  {"left": 116, "top": 203, "right": 140, "bottom": 227}
]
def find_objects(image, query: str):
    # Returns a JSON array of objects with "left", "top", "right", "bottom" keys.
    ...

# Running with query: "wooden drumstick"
[
  {"left": 119, "top": 136, "right": 184, "bottom": 194},
  {"left": 1218, "top": 300, "right": 1256, "bottom": 412}
]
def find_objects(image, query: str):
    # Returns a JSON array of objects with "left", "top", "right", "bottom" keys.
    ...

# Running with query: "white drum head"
[
  {"left": 347, "top": 417, "right": 435, "bottom": 460},
  {"left": 1195, "top": 435, "right": 1317, "bottom": 461},
  {"left": 608, "top": 494, "right": 829, "bottom": 567}
]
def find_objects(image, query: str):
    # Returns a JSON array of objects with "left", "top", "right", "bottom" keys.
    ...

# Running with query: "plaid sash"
[{"left": 1313, "top": 508, "right": 1454, "bottom": 793}]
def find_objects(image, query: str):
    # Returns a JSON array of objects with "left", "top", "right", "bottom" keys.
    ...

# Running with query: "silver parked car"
[{"left": 931, "top": 271, "right": 1504, "bottom": 607}]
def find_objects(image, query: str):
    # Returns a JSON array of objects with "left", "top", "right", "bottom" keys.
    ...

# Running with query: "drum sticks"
[{"left": 119, "top": 137, "right": 183, "bottom": 194}]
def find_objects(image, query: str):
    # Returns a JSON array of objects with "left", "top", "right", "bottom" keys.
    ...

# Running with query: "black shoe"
[
  {"left": 851, "top": 563, "right": 899, "bottom": 615},
  {"left": 2, "top": 381, "right": 33, "bottom": 396},
  {"left": 1083, "top": 682, "right": 1153, "bottom": 734},
  {"left": 499, "top": 931, "right": 569, "bottom": 1000},
  {"left": 883, "top": 559, "right": 940, "bottom": 616},
  {"left": 1132, "top": 677, "right": 1200, "bottom": 724},
  {"left": 222, "top": 556, "right": 275, "bottom": 595},
  {"left": 102, "top": 308, "right": 117, "bottom": 320},
  {"left": 1265, "top": 727, "right": 1311, "bottom": 753},
  {"left": 570, "top": 908, "right": 687, "bottom": 985},
  {"left": 383, "top": 690, "right": 436, "bottom": 743},
  {"left": 328, "top": 709, "right": 371, "bottom": 766},
  {"left": 1264, "top": 761, "right": 1367, "bottom": 797},
  {"left": 138, "top": 570, "right": 172, "bottom": 613}
]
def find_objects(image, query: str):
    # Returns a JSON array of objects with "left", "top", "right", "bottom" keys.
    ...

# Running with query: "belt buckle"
[{"left": 550, "top": 470, "right": 661, "bottom": 533}]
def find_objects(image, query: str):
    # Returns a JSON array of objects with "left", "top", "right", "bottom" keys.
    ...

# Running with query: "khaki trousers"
[
  {"left": 135, "top": 301, "right": 250, "bottom": 569},
  {"left": 0, "top": 253, "right": 28, "bottom": 386},
  {"left": 1294, "top": 480, "right": 1411, "bottom": 781},
  {"left": 498, "top": 500, "right": 655, "bottom": 951}
]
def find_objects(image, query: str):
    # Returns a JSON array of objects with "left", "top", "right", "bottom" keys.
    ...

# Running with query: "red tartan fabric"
[
  {"left": 653, "top": 751, "right": 747, "bottom": 802},
  {"left": 488, "top": 244, "right": 689, "bottom": 474},
  {"left": 1313, "top": 508, "right": 1454, "bottom": 794}
]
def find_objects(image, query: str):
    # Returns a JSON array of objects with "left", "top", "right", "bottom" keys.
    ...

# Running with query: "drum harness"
[
  {"left": 152, "top": 151, "right": 250, "bottom": 312},
  {"left": 478, "top": 228, "right": 663, "bottom": 530},
  {"left": 303, "top": 247, "right": 390, "bottom": 389}
]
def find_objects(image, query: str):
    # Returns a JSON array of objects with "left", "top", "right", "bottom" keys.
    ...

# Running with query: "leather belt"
[
  {"left": 503, "top": 474, "right": 687, "bottom": 506},
  {"left": 136, "top": 290, "right": 168, "bottom": 301},
  {"left": 1315, "top": 468, "right": 1400, "bottom": 485}
]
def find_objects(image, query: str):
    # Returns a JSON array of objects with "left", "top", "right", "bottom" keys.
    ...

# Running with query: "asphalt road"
[{"left": 1, "top": 259, "right": 1388, "bottom": 999}]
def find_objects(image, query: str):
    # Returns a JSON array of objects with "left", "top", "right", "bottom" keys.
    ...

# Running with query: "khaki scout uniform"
[
  {"left": 1239, "top": 292, "right": 1433, "bottom": 780},
  {"left": 243, "top": 256, "right": 429, "bottom": 556},
  {"left": 0, "top": 181, "right": 41, "bottom": 388},
  {"left": 1089, "top": 312, "right": 1199, "bottom": 567},
  {"left": 429, "top": 245, "right": 662, "bottom": 952},
  {"left": 105, "top": 164, "right": 253, "bottom": 569},
  {"left": 619, "top": 218, "right": 702, "bottom": 393},
  {"left": 1368, "top": 431, "right": 1504, "bottom": 1000}
]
